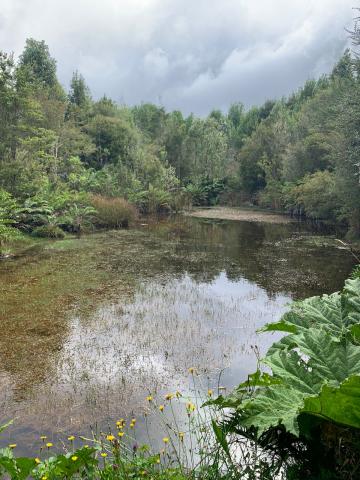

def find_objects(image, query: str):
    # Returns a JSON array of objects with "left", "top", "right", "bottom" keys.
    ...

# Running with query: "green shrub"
[
  {"left": 184, "top": 177, "right": 226, "bottom": 207},
  {"left": 0, "top": 189, "right": 23, "bottom": 250},
  {"left": 0, "top": 223, "right": 23, "bottom": 254},
  {"left": 32, "top": 225, "right": 65, "bottom": 239},
  {"left": 292, "top": 170, "right": 340, "bottom": 220},
  {"left": 16, "top": 198, "right": 54, "bottom": 231},
  {"left": 57, "top": 204, "right": 97, "bottom": 234},
  {"left": 257, "top": 180, "right": 284, "bottom": 210},
  {"left": 91, "top": 195, "right": 137, "bottom": 228},
  {"left": 130, "top": 186, "right": 172, "bottom": 214}
]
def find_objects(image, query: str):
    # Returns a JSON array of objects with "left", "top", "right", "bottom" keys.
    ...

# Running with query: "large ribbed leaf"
[
  {"left": 343, "top": 277, "right": 360, "bottom": 325},
  {"left": 291, "top": 328, "right": 360, "bottom": 384},
  {"left": 239, "top": 386, "right": 303, "bottom": 435},
  {"left": 302, "top": 375, "right": 360, "bottom": 429},
  {"left": 261, "top": 277, "right": 360, "bottom": 340},
  {"left": 237, "top": 333, "right": 360, "bottom": 434},
  {"left": 260, "top": 292, "right": 343, "bottom": 338},
  {"left": 264, "top": 350, "right": 319, "bottom": 395}
]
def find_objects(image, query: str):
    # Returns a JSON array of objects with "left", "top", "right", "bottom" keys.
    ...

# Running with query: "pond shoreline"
[{"left": 188, "top": 206, "right": 293, "bottom": 224}]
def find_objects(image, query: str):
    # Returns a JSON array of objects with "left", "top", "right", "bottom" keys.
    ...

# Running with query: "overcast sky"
[{"left": 0, "top": 0, "right": 356, "bottom": 115}]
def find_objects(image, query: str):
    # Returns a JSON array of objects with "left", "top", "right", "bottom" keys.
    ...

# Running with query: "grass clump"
[
  {"left": 31, "top": 225, "right": 66, "bottom": 239},
  {"left": 91, "top": 195, "right": 137, "bottom": 228}
]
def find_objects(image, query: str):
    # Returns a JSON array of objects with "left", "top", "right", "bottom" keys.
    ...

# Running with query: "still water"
[{"left": 0, "top": 215, "right": 355, "bottom": 454}]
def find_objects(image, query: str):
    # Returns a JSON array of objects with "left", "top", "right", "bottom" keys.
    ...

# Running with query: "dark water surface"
[{"left": 0, "top": 215, "right": 355, "bottom": 454}]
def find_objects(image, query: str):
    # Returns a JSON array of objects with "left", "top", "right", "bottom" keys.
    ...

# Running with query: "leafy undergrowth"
[{"left": 0, "top": 444, "right": 187, "bottom": 480}]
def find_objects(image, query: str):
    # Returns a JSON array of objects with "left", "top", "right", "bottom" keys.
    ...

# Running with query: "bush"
[
  {"left": 57, "top": 204, "right": 97, "bottom": 234},
  {"left": 91, "top": 195, "right": 137, "bottom": 228},
  {"left": 0, "top": 189, "right": 22, "bottom": 249},
  {"left": 257, "top": 180, "right": 284, "bottom": 210},
  {"left": 129, "top": 186, "right": 172, "bottom": 214},
  {"left": 184, "top": 177, "right": 227, "bottom": 207},
  {"left": 32, "top": 225, "right": 65, "bottom": 239},
  {"left": 292, "top": 170, "right": 340, "bottom": 221}
]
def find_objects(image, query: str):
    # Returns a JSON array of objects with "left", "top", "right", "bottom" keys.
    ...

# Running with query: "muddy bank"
[{"left": 188, "top": 206, "right": 292, "bottom": 224}]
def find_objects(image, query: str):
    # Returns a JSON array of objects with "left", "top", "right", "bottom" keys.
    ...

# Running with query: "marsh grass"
[{"left": 91, "top": 196, "right": 137, "bottom": 228}]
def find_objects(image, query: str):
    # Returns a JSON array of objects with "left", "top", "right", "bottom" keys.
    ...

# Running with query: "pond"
[{"left": 0, "top": 215, "right": 355, "bottom": 454}]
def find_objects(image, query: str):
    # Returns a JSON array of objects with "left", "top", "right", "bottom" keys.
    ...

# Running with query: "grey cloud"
[{"left": 0, "top": 0, "right": 355, "bottom": 115}]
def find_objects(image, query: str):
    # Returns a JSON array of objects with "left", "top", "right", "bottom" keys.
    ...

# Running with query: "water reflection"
[{"left": 0, "top": 216, "right": 355, "bottom": 452}]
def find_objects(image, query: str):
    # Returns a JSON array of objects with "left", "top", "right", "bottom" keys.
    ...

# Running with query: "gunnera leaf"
[{"left": 302, "top": 375, "right": 360, "bottom": 429}]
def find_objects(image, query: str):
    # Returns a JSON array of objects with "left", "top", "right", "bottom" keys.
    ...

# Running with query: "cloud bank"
[{"left": 0, "top": 0, "right": 355, "bottom": 115}]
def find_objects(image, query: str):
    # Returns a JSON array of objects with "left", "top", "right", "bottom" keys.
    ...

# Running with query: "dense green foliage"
[
  {"left": 210, "top": 272, "right": 360, "bottom": 479},
  {"left": 1, "top": 31, "right": 360, "bottom": 246}
]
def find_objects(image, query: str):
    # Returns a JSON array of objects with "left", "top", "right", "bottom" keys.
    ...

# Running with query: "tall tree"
[
  {"left": 19, "top": 39, "right": 57, "bottom": 88},
  {"left": 68, "top": 71, "right": 91, "bottom": 109}
]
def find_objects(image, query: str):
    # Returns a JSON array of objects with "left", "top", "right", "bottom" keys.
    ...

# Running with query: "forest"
[{"left": 0, "top": 33, "right": 360, "bottom": 250}]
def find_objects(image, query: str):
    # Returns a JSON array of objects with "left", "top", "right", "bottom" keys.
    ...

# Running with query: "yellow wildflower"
[
  {"left": 106, "top": 434, "right": 115, "bottom": 441},
  {"left": 162, "top": 437, "right": 169, "bottom": 444},
  {"left": 131, "top": 418, "right": 136, "bottom": 423},
  {"left": 46, "top": 443, "right": 53, "bottom": 448},
  {"left": 8, "top": 444, "right": 16, "bottom": 449},
  {"left": 35, "top": 458, "right": 41, "bottom": 464},
  {"left": 68, "top": 435, "right": 75, "bottom": 441},
  {"left": 179, "top": 432, "right": 185, "bottom": 442},
  {"left": 188, "top": 367, "right": 195, "bottom": 374},
  {"left": 165, "top": 393, "right": 174, "bottom": 401},
  {"left": 118, "top": 431, "right": 124, "bottom": 438},
  {"left": 146, "top": 395, "right": 153, "bottom": 402},
  {"left": 175, "top": 391, "right": 182, "bottom": 398},
  {"left": 100, "top": 452, "right": 107, "bottom": 458},
  {"left": 159, "top": 405, "right": 165, "bottom": 412},
  {"left": 42, "top": 476, "right": 48, "bottom": 480},
  {"left": 71, "top": 456, "right": 78, "bottom": 462},
  {"left": 130, "top": 422, "right": 135, "bottom": 429},
  {"left": 207, "top": 389, "right": 213, "bottom": 397},
  {"left": 40, "top": 436, "right": 47, "bottom": 440}
]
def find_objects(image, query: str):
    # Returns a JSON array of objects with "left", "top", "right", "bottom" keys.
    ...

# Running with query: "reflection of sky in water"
[
  {"left": 59, "top": 272, "right": 289, "bottom": 385},
  {"left": 52, "top": 271, "right": 289, "bottom": 451},
  {"left": 0, "top": 217, "right": 355, "bottom": 453}
]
